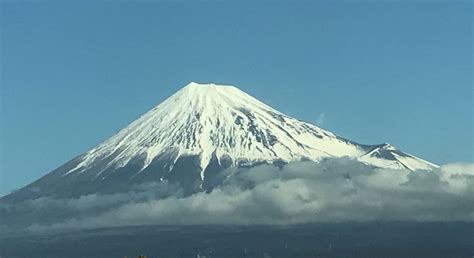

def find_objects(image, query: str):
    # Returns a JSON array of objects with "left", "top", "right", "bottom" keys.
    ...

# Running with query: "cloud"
[
  {"left": 316, "top": 113, "right": 326, "bottom": 125},
  {"left": 6, "top": 158, "right": 469, "bottom": 233}
]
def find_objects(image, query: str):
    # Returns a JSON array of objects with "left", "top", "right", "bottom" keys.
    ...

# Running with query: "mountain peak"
[
  {"left": 185, "top": 81, "right": 227, "bottom": 87},
  {"left": 61, "top": 82, "right": 437, "bottom": 183},
  {"left": 162, "top": 82, "right": 277, "bottom": 121},
  {"left": 182, "top": 81, "right": 238, "bottom": 92},
  {"left": 4, "top": 81, "right": 438, "bottom": 200}
]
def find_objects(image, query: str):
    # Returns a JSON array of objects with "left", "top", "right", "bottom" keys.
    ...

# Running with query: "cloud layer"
[{"left": 2, "top": 158, "right": 473, "bottom": 233}]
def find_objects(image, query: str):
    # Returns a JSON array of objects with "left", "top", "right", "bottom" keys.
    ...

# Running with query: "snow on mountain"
[
  {"left": 64, "top": 82, "right": 436, "bottom": 180},
  {"left": 4, "top": 82, "right": 438, "bottom": 200},
  {"left": 358, "top": 143, "right": 437, "bottom": 170}
]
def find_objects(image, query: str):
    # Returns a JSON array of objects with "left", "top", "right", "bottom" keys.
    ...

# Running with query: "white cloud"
[
  {"left": 16, "top": 159, "right": 474, "bottom": 233},
  {"left": 316, "top": 113, "right": 326, "bottom": 125}
]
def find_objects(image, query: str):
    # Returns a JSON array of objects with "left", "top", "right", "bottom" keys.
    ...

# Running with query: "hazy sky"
[{"left": 1, "top": 1, "right": 472, "bottom": 196}]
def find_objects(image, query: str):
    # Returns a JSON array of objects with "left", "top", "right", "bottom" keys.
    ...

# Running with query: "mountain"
[{"left": 3, "top": 82, "right": 437, "bottom": 200}]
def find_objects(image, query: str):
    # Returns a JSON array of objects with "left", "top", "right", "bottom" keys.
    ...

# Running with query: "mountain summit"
[{"left": 5, "top": 82, "right": 437, "bottom": 200}]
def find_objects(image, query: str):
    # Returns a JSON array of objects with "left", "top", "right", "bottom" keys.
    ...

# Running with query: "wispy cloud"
[{"left": 316, "top": 113, "right": 326, "bottom": 126}]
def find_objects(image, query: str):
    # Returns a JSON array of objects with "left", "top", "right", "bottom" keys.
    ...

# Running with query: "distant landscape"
[{"left": 2, "top": 223, "right": 473, "bottom": 258}]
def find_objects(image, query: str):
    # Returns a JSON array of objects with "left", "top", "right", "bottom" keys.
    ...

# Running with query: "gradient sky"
[{"left": 1, "top": 1, "right": 472, "bottom": 196}]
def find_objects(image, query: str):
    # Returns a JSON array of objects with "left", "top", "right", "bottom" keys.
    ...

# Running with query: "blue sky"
[{"left": 1, "top": 1, "right": 472, "bottom": 196}]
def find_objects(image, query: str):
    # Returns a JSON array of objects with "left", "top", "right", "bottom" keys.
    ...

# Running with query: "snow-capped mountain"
[{"left": 4, "top": 82, "right": 437, "bottom": 200}]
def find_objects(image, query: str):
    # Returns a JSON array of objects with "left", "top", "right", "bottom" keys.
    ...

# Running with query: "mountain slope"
[{"left": 3, "top": 82, "right": 437, "bottom": 200}]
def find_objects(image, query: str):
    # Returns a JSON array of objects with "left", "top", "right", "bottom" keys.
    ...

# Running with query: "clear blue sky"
[{"left": 1, "top": 1, "right": 472, "bottom": 196}]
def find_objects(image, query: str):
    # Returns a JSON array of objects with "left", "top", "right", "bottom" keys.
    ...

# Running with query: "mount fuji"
[{"left": 4, "top": 82, "right": 437, "bottom": 201}]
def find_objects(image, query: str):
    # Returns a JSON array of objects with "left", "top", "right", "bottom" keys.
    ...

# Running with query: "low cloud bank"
[{"left": 2, "top": 158, "right": 473, "bottom": 233}]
